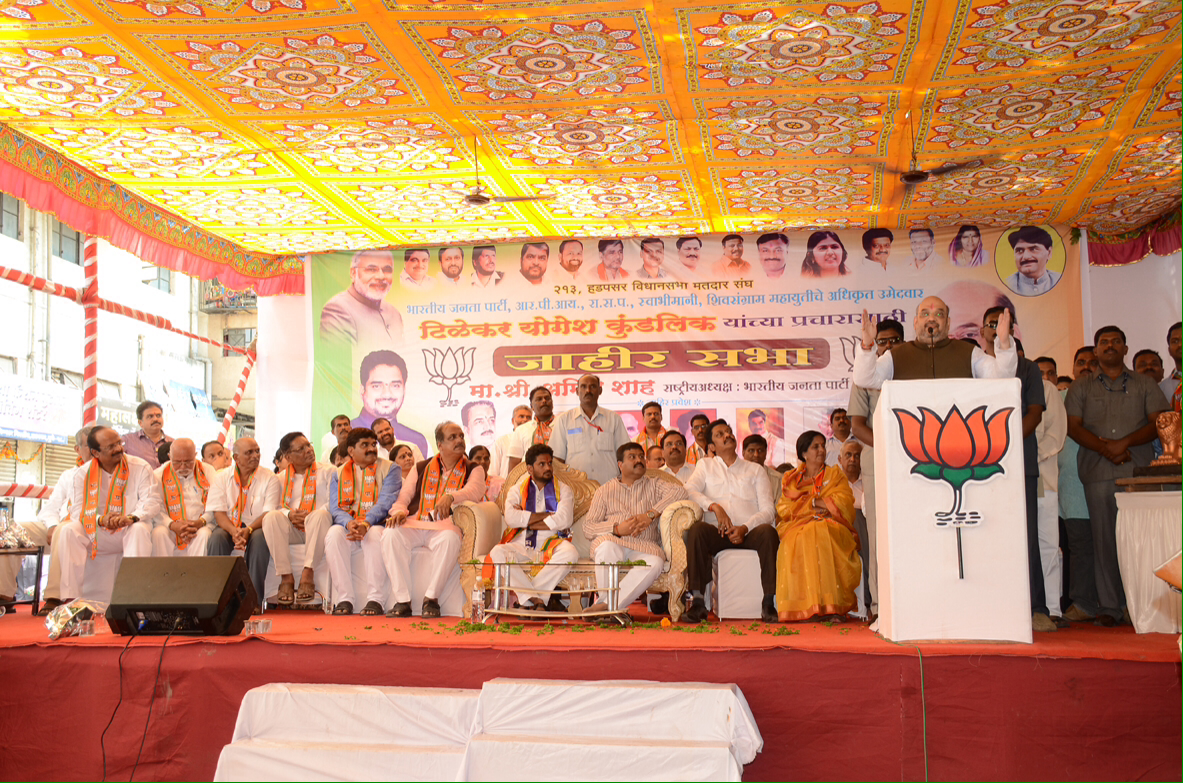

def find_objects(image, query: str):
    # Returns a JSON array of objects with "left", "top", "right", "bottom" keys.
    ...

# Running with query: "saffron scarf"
[
  {"left": 80, "top": 457, "right": 129, "bottom": 560},
  {"left": 418, "top": 455, "right": 467, "bottom": 519},
  {"left": 484, "top": 476, "right": 568, "bottom": 582},
  {"left": 282, "top": 463, "right": 319, "bottom": 513},
  {"left": 161, "top": 463, "right": 209, "bottom": 550},
  {"left": 229, "top": 466, "right": 254, "bottom": 528},
  {"left": 338, "top": 459, "right": 378, "bottom": 523},
  {"left": 533, "top": 417, "right": 553, "bottom": 445}
]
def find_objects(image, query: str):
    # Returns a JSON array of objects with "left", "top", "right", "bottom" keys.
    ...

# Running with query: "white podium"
[{"left": 874, "top": 379, "right": 1032, "bottom": 643}]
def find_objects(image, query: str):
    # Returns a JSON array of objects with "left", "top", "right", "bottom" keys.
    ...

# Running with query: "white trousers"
[
  {"left": 324, "top": 524, "right": 388, "bottom": 608},
  {"left": 58, "top": 519, "right": 152, "bottom": 601},
  {"left": 1037, "top": 490, "right": 1063, "bottom": 618},
  {"left": 489, "top": 538, "right": 579, "bottom": 600},
  {"left": 862, "top": 446, "right": 879, "bottom": 615},
  {"left": 381, "top": 526, "right": 461, "bottom": 604},
  {"left": 261, "top": 508, "right": 331, "bottom": 577},
  {"left": 593, "top": 539, "right": 663, "bottom": 609},
  {"left": 0, "top": 520, "right": 64, "bottom": 600},
  {"left": 150, "top": 525, "right": 212, "bottom": 557}
]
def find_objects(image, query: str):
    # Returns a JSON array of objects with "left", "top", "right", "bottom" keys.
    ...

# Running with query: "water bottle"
[{"left": 470, "top": 584, "right": 485, "bottom": 624}]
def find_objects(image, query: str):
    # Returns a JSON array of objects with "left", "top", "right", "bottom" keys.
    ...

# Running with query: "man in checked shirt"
[{"left": 582, "top": 442, "right": 688, "bottom": 614}]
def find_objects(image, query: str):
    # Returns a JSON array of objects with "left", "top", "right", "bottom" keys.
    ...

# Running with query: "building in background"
[{"left": 0, "top": 193, "right": 256, "bottom": 520}]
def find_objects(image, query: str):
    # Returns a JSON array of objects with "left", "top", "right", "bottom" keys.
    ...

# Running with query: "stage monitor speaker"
[{"left": 107, "top": 556, "right": 256, "bottom": 636}]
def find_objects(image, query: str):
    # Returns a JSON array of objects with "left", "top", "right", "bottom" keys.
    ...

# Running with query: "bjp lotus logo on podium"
[{"left": 893, "top": 405, "right": 1014, "bottom": 526}]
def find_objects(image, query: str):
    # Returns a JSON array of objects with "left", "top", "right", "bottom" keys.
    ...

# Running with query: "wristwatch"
[
  {"left": 647, "top": 509, "right": 658, "bottom": 521},
  {"left": 128, "top": 515, "right": 139, "bottom": 524}
]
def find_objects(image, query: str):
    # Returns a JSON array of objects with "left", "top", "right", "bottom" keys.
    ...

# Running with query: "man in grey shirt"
[{"left": 1065, "top": 325, "right": 1168, "bottom": 626}]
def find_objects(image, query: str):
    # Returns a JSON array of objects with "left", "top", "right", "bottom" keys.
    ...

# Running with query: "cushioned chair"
[{"left": 452, "top": 461, "right": 702, "bottom": 621}]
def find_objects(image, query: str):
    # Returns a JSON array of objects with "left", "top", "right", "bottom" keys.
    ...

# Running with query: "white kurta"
[
  {"left": 261, "top": 463, "right": 334, "bottom": 576},
  {"left": 151, "top": 461, "right": 216, "bottom": 557},
  {"left": 489, "top": 479, "right": 578, "bottom": 599},
  {"left": 59, "top": 456, "right": 160, "bottom": 601}
]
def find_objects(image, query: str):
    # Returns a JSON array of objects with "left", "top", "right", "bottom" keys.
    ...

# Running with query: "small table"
[
  {"left": 1114, "top": 490, "right": 1181, "bottom": 634},
  {"left": 0, "top": 546, "right": 44, "bottom": 616},
  {"left": 480, "top": 561, "right": 635, "bottom": 626}
]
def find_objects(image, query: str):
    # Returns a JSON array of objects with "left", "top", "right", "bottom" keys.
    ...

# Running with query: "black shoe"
[
  {"left": 683, "top": 596, "right": 708, "bottom": 624},
  {"left": 386, "top": 601, "right": 412, "bottom": 618},
  {"left": 422, "top": 597, "right": 441, "bottom": 618},
  {"left": 546, "top": 594, "right": 566, "bottom": 612},
  {"left": 760, "top": 596, "right": 778, "bottom": 624},
  {"left": 1094, "top": 614, "right": 1119, "bottom": 627},
  {"left": 648, "top": 592, "right": 670, "bottom": 616}
]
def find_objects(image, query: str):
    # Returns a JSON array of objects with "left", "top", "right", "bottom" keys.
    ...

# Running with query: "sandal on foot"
[
  {"left": 295, "top": 581, "right": 316, "bottom": 603},
  {"left": 332, "top": 601, "right": 354, "bottom": 615},
  {"left": 276, "top": 581, "right": 295, "bottom": 605},
  {"left": 360, "top": 601, "right": 383, "bottom": 616}
]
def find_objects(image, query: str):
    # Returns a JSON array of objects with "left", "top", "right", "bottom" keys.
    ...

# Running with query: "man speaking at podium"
[{"left": 853, "top": 297, "right": 1017, "bottom": 383}]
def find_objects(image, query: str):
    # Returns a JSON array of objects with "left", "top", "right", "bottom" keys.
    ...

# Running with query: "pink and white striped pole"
[
  {"left": 81, "top": 237, "right": 99, "bottom": 426},
  {"left": 218, "top": 345, "right": 257, "bottom": 444},
  {"left": 0, "top": 483, "right": 53, "bottom": 500}
]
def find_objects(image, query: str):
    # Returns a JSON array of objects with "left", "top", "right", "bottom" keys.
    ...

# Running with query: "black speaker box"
[{"left": 107, "top": 556, "right": 257, "bottom": 636}]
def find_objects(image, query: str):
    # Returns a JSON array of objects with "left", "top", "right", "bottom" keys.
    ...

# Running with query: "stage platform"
[{"left": 1, "top": 608, "right": 1179, "bottom": 782}]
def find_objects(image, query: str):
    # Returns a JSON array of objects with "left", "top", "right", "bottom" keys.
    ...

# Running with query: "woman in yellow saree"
[{"left": 775, "top": 430, "right": 861, "bottom": 622}]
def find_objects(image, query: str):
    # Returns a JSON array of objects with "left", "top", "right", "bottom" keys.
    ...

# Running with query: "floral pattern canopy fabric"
[{"left": 0, "top": 0, "right": 1176, "bottom": 259}]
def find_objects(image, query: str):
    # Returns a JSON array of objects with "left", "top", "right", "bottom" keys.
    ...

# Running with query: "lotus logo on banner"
[
  {"left": 423, "top": 346, "right": 475, "bottom": 408},
  {"left": 893, "top": 405, "right": 1014, "bottom": 525}
]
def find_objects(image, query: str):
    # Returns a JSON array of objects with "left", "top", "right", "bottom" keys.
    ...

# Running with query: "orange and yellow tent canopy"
[{"left": 0, "top": 0, "right": 1177, "bottom": 292}]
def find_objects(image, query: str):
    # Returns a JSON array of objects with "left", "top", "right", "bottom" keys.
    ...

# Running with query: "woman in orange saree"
[{"left": 775, "top": 430, "right": 861, "bottom": 622}]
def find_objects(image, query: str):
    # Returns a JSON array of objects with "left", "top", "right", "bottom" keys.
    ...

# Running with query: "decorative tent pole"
[
  {"left": 218, "top": 341, "right": 257, "bottom": 444},
  {"left": 81, "top": 237, "right": 99, "bottom": 426}
]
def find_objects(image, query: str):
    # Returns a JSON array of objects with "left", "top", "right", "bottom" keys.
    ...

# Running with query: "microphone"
[{"left": 926, "top": 324, "right": 935, "bottom": 338}]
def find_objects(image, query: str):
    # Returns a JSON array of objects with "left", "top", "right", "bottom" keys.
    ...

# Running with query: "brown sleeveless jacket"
[{"left": 891, "top": 338, "right": 975, "bottom": 380}]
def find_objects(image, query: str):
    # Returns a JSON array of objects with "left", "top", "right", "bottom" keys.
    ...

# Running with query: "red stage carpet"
[{"left": 1, "top": 609, "right": 1179, "bottom": 781}]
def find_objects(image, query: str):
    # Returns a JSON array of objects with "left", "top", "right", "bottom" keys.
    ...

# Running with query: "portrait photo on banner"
[{"left": 307, "top": 225, "right": 1083, "bottom": 460}]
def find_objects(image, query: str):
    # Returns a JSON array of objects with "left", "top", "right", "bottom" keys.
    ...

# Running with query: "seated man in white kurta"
[
  {"left": 260, "top": 432, "right": 335, "bottom": 605},
  {"left": 582, "top": 443, "right": 688, "bottom": 614},
  {"left": 488, "top": 444, "right": 577, "bottom": 612},
  {"left": 151, "top": 438, "right": 216, "bottom": 558},
  {"left": 206, "top": 437, "right": 281, "bottom": 612},
  {"left": 0, "top": 426, "right": 93, "bottom": 614},
  {"left": 58, "top": 426, "right": 160, "bottom": 603},
  {"left": 382, "top": 421, "right": 485, "bottom": 618},
  {"left": 324, "top": 427, "right": 402, "bottom": 616}
]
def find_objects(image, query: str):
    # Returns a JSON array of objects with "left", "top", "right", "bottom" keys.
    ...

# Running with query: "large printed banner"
[{"left": 309, "top": 225, "right": 1082, "bottom": 466}]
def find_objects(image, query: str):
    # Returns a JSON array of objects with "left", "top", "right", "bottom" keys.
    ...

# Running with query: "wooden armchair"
[{"left": 452, "top": 462, "right": 702, "bottom": 621}]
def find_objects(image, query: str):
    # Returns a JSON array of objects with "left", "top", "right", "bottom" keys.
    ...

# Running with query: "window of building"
[
  {"left": 223, "top": 327, "right": 256, "bottom": 357},
  {"left": 50, "top": 367, "right": 83, "bottom": 389},
  {"left": 51, "top": 219, "right": 83, "bottom": 265},
  {"left": 1, "top": 193, "right": 21, "bottom": 241},
  {"left": 97, "top": 380, "right": 122, "bottom": 401},
  {"left": 141, "top": 263, "right": 172, "bottom": 293}
]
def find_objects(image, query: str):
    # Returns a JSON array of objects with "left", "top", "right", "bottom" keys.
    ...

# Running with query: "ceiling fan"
[
  {"left": 451, "top": 137, "right": 552, "bottom": 206},
  {"left": 889, "top": 110, "right": 989, "bottom": 186}
]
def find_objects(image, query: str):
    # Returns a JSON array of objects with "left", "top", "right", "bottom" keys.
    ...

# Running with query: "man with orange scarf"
[
  {"left": 324, "top": 427, "right": 402, "bottom": 615},
  {"left": 382, "top": 421, "right": 486, "bottom": 618},
  {"left": 151, "top": 438, "right": 215, "bottom": 557},
  {"left": 260, "top": 432, "right": 335, "bottom": 605},
  {"left": 506, "top": 385, "right": 556, "bottom": 473},
  {"left": 206, "top": 437, "right": 280, "bottom": 611},
  {"left": 487, "top": 444, "right": 577, "bottom": 611},
  {"left": 58, "top": 427, "right": 160, "bottom": 604}
]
